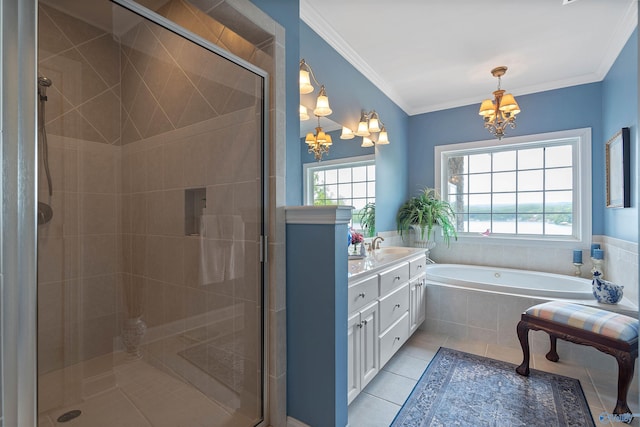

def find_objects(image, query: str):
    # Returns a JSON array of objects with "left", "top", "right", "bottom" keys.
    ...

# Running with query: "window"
[
  {"left": 304, "top": 155, "right": 375, "bottom": 229},
  {"left": 435, "top": 129, "right": 591, "bottom": 245}
]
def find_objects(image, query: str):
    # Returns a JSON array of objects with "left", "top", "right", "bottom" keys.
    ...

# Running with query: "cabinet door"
[
  {"left": 360, "top": 302, "right": 379, "bottom": 389},
  {"left": 347, "top": 312, "right": 362, "bottom": 405},
  {"left": 409, "top": 274, "right": 426, "bottom": 333}
]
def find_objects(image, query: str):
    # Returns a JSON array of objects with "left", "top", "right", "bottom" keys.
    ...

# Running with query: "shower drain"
[{"left": 56, "top": 410, "right": 81, "bottom": 423}]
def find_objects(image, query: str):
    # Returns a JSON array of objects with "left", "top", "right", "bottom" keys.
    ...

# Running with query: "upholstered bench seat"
[{"left": 515, "top": 301, "right": 639, "bottom": 416}]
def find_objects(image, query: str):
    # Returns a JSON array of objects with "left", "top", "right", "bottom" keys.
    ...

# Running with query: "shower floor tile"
[{"left": 38, "top": 352, "right": 254, "bottom": 427}]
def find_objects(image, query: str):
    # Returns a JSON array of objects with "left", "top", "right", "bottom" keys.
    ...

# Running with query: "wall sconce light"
[
  {"left": 479, "top": 66, "right": 521, "bottom": 140},
  {"left": 299, "top": 105, "right": 310, "bottom": 121},
  {"left": 299, "top": 59, "right": 332, "bottom": 117},
  {"left": 340, "top": 110, "right": 390, "bottom": 147},
  {"left": 305, "top": 116, "right": 333, "bottom": 161}
]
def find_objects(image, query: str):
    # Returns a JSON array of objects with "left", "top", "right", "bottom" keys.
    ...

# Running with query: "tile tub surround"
[
  {"left": 421, "top": 282, "right": 637, "bottom": 374},
  {"left": 429, "top": 235, "right": 638, "bottom": 304}
]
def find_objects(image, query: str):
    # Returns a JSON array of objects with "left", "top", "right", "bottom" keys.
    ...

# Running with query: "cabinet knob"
[
  {"left": 394, "top": 275, "right": 401, "bottom": 280},
  {"left": 394, "top": 337, "right": 400, "bottom": 341},
  {"left": 417, "top": 265, "right": 422, "bottom": 269},
  {"left": 357, "top": 323, "right": 363, "bottom": 328},
  {"left": 362, "top": 320, "right": 368, "bottom": 326},
  {"left": 394, "top": 303, "right": 401, "bottom": 308},
  {"left": 358, "top": 292, "right": 366, "bottom": 298}
]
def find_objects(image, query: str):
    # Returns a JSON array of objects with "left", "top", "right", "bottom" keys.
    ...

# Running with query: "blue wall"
[
  {"left": 286, "top": 222, "right": 348, "bottom": 427},
  {"left": 602, "top": 29, "right": 638, "bottom": 242},
  {"left": 299, "top": 22, "right": 410, "bottom": 232}
]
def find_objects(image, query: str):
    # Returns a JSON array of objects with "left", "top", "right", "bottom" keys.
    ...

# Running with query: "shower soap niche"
[{"left": 185, "top": 188, "right": 206, "bottom": 236}]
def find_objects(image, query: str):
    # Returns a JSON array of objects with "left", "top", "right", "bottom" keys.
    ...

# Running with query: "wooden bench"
[{"left": 515, "top": 301, "right": 639, "bottom": 416}]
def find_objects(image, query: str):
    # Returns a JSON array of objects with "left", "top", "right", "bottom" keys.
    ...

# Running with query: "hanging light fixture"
[
  {"left": 299, "top": 59, "right": 332, "bottom": 117},
  {"left": 341, "top": 110, "right": 390, "bottom": 146},
  {"left": 305, "top": 115, "right": 333, "bottom": 161},
  {"left": 479, "top": 66, "right": 521, "bottom": 140}
]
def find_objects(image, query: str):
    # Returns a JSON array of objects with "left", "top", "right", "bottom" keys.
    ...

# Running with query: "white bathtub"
[
  {"left": 425, "top": 263, "right": 637, "bottom": 313},
  {"left": 422, "top": 263, "right": 637, "bottom": 371}
]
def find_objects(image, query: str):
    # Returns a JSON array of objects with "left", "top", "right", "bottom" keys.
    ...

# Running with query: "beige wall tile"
[{"left": 80, "top": 193, "right": 117, "bottom": 235}]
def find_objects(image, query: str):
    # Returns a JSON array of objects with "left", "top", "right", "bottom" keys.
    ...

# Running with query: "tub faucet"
[{"left": 371, "top": 236, "right": 384, "bottom": 250}]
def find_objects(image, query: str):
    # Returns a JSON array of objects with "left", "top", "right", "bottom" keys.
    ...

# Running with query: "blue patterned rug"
[{"left": 391, "top": 347, "right": 595, "bottom": 427}]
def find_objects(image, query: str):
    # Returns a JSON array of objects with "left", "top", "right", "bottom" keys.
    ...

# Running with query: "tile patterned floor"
[{"left": 348, "top": 329, "right": 640, "bottom": 427}]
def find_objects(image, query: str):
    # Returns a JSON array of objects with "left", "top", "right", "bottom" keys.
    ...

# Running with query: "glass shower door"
[{"left": 36, "top": 1, "right": 266, "bottom": 426}]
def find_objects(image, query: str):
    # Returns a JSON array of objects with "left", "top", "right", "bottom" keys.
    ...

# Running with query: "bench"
[{"left": 515, "top": 301, "right": 639, "bottom": 416}]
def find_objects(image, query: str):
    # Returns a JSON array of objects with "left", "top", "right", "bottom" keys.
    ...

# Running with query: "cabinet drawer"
[
  {"left": 379, "top": 283, "right": 409, "bottom": 332},
  {"left": 379, "top": 262, "right": 409, "bottom": 294},
  {"left": 409, "top": 255, "right": 427, "bottom": 278},
  {"left": 348, "top": 275, "right": 379, "bottom": 313},
  {"left": 379, "top": 312, "right": 409, "bottom": 367}
]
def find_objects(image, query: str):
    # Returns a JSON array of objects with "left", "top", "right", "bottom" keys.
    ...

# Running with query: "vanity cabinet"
[
  {"left": 409, "top": 274, "right": 426, "bottom": 334},
  {"left": 347, "top": 301, "right": 379, "bottom": 404},
  {"left": 347, "top": 251, "right": 426, "bottom": 404}
]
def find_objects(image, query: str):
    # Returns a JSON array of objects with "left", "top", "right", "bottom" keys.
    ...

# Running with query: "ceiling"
[{"left": 301, "top": 0, "right": 638, "bottom": 116}]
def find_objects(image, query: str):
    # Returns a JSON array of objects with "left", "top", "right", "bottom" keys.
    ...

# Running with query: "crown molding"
[{"left": 300, "top": 0, "right": 410, "bottom": 114}]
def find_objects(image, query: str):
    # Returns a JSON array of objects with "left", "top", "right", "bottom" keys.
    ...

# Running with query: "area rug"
[{"left": 391, "top": 347, "right": 595, "bottom": 427}]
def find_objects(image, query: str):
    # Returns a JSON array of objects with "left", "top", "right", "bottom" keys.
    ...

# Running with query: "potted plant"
[
  {"left": 358, "top": 202, "right": 376, "bottom": 238},
  {"left": 396, "top": 187, "right": 457, "bottom": 248}
]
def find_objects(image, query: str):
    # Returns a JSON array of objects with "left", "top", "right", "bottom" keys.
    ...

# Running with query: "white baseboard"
[
  {"left": 287, "top": 416, "right": 311, "bottom": 427},
  {"left": 287, "top": 416, "right": 349, "bottom": 427}
]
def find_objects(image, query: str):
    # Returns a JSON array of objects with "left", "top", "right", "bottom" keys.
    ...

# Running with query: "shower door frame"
[{"left": 1, "top": 0, "right": 271, "bottom": 425}]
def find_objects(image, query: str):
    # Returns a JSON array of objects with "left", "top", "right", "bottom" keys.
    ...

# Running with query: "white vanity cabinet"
[
  {"left": 408, "top": 255, "right": 427, "bottom": 334},
  {"left": 347, "top": 250, "right": 427, "bottom": 404},
  {"left": 347, "top": 301, "right": 379, "bottom": 404},
  {"left": 409, "top": 274, "right": 426, "bottom": 334},
  {"left": 347, "top": 275, "right": 380, "bottom": 404}
]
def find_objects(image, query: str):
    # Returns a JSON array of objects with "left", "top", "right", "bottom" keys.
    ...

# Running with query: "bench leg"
[
  {"left": 515, "top": 320, "right": 530, "bottom": 376},
  {"left": 613, "top": 353, "right": 636, "bottom": 416},
  {"left": 546, "top": 335, "right": 560, "bottom": 362}
]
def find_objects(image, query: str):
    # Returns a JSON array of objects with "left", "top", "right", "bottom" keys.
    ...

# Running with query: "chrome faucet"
[{"left": 371, "top": 236, "right": 384, "bottom": 250}]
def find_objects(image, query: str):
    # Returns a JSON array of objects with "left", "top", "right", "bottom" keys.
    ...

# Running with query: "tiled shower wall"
[
  {"left": 36, "top": 0, "right": 282, "bottom": 422},
  {"left": 37, "top": 3, "right": 122, "bottom": 382}
]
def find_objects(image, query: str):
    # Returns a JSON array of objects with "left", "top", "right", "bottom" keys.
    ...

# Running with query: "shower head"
[
  {"left": 38, "top": 76, "right": 52, "bottom": 100},
  {"left": 38, "top": 76, "right": 52, "bottom": 87}
]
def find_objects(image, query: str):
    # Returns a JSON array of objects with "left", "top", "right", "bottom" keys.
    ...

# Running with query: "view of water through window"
[{"left": 445, "top": 143, "right": 574, "bottom": 236}]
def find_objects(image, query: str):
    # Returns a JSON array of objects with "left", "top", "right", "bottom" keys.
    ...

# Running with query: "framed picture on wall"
[{"left": 605, "top": 127, "right": 630, "bottom": 208}]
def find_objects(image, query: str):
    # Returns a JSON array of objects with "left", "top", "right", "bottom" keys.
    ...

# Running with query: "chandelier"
[
  {"left": 478, "top": 66, "right": 521, "bottom": 140},
  {"left": 299, "top": 59, "right": 332, "bottom": 118},
  {"left": 339, "top": 110, "right": 390, "bottom": 147},
  {"left": 305, "top": 115, "right": 332, "bottom": 161}
]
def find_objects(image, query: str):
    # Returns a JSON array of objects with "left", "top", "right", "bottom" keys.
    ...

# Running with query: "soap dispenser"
[{"left": 359, "top": 241, "right": 367, "bottom": 257}]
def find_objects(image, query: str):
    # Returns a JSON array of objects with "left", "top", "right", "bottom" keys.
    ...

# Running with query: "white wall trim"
[
  {"left": 434, "top": 127, "right": 592, "bottom": 248},
  {"left": 287, "top": 416, "right": 312, "bottom": 427},
  {"left": 285, "top": 205, "right": 353, "bottom": 225}
]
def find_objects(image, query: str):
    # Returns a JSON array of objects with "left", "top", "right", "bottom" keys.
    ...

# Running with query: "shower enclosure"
[{"left": 36, "top": 1, "right": 268, "bottom": 425}]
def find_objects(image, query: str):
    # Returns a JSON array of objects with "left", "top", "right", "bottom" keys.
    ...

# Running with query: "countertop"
[{"left": 348, "top": 247, "right": 427, "bottom": 280}]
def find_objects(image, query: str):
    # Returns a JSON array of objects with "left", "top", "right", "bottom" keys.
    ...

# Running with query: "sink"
[{"left": 373, "top": 247, "right": 415, "bottom": 256}]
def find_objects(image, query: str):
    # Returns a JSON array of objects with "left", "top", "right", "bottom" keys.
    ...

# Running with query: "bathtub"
[{"left": 425, "top": 263, "right": 637, "bottom": 313}]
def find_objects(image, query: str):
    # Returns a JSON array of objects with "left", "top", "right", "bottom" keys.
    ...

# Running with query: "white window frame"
[
  {"left": 435, "top": 128, "right": 592, "bottom": 247},
  {"left": 303, "top": 154, "right": 375, "bottom": 206}
]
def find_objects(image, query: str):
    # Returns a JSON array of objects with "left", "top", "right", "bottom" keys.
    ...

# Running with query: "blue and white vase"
[{"left": 591, "top": 272, "right": 623, "bottom": 304}]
